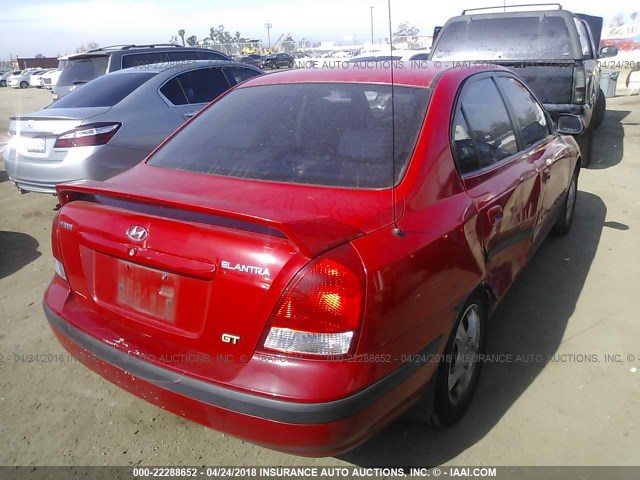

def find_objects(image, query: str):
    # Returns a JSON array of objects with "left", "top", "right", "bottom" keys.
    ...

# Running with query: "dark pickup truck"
[{"left": 430, "top": 4, "right": 618, "bottom": 165}]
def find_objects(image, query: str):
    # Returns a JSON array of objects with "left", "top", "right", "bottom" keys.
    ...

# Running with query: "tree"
[
  {"left": 75, "top": 41, "right": 99, "bottom": 53},
  {"left": 609, "top": 13, "right": 625, "bottom": 27},
  {"left": 35, "top": 53, "right": 44, "bottom": 58},
  {"left": 186, "top": 35, "right": 198, "bottom": 46},
  {"left": 168, "top": 34, "right": 179, "bottom": 45},
  {"left": 178, "top": 29, "right": 185, "bottom": 46},
  {"left": 393, "top": 22, "right": 420, "bottom": 39}
]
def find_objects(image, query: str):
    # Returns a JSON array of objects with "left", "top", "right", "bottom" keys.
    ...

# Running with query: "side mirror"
[
  {"left": 556, "top": 114, "right": 585, "bottom": 135},
  {"left": 599, "top": 46, "right": 618, "bottom": 59}
]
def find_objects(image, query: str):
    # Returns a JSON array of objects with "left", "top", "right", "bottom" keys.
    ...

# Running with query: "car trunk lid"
[
  {"left": 8, "top": 107, "right": 111, "bottom": 158},
  {"left": 54, "top": 171, "right": 394, "bottom": 379}
]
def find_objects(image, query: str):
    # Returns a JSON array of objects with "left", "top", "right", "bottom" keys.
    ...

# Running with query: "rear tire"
[
  {"left": 552, "top": 169, "right": 578, "bottom": 236},
  {"left": 0, "top": 80, "right": 6, "bottom": 87},
  {"left": 429, "top": 292, "right": 487, "bottom": 428},
  {"left": 593, "top": 88, "right": 606, "bottom": 130}
]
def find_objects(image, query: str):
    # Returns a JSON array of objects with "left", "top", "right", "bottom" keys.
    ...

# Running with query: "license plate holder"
[
  {"left": 19, "top": 136, "right": 45, "bottom": 154},
  {"left": 116, "top": 259, "right": 177, "bottom": 323}
]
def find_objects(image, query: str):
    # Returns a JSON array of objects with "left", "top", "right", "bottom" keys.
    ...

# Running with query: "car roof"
[
  {"left": 239, "top": 62, "right": 502, "bottom": 89},
  {"left": 113, "top": 60, "right": 255, "bottom": 76}
]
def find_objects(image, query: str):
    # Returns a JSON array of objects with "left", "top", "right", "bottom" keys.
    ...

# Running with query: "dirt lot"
[{"left": 0, "top": 84, "right": 639, "bottom": 468}]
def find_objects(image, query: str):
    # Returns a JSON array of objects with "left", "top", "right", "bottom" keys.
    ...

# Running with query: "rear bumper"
[
  {"left": 44, "top": 302, "right": 441, "bottom": 456},
  {"left": 3, "top": 143, "right": 144, "bottom": 194}
]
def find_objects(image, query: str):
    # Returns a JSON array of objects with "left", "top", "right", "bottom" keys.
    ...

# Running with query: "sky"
[{"left": 1, "top": 0, "right": 639, "bottom": 59}]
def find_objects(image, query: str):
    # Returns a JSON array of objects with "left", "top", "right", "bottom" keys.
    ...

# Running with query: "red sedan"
[{"left": 44, "top": 64, "right": 583, "bottom": 456}]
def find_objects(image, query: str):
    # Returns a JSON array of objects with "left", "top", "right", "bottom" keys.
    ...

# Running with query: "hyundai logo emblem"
[{"left": 126, "top": 226, "right": 148, "bottom": 242}]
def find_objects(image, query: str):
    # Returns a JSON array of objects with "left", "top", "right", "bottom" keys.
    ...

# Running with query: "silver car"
[{"left": 4, "top": 60, "right": 262, "bottom": 194}]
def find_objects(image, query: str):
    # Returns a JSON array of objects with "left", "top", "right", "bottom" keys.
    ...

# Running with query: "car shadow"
[
  {"left": 0, "top": 231, "right": 41, "bottom": 279},
  {"left": 339, "top": 191, "right": 606, "bottom": 467},
  {"left": 589, "top": 109, "right": 629, "bottom": 170}
]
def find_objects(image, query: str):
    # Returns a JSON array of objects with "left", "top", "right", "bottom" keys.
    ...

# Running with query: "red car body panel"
[{"left": 44, "top": 64, "right": 580, "bottom": 455}]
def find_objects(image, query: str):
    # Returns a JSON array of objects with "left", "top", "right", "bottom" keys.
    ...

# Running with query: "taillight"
[
  {"left": 51, "top": 213, "right": 67, "bottom": 281},
  {"left": 572, "top": 67, "right": 586, "bottom": 104},
  {"left": 262, "top": 249, "right": 365, "bottom": 357},
  {"left": 54, "top": 123, "right": 121, "bottom": 148}
]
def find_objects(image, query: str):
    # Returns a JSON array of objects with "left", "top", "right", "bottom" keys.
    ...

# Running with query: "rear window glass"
[
  {"left": 57, "top": 56, "right": 109, "bottom": 86},
  {"left": 50, "top": 72, "right": 156, "bottom": 108},
  {"left": 432, "top": 16, "right": 572, "bottom": 60},
  {"left": 149, "top": 83, "right": 430, "bottom": 188}
]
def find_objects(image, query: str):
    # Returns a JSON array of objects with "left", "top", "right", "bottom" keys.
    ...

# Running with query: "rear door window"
[
  {"left": 160, "top": 68, "right": 231, "bottom": 105},
  {"left": 223, "top": 67, "right": 261, "bottom": 86},
  {"left": 497, "top": 77, "right": 549, "bottom": 149},
  {"left": 122, "top": 52, "right": 168, "bottom": 68},
  {"left": 57, "top": 56, "right": 109, "bottom": 86},
  {"left": 50, "top": 72, "right": 156, "bottom": 108},
  {"left": 453, "top": 77, "right": 518, "bottom": 173}
]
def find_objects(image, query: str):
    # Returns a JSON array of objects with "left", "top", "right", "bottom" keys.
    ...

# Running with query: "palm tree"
[{"left": 178, "top": 29, "right": 185, "bottom": 46}]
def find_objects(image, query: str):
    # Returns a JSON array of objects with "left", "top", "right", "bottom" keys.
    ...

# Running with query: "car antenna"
[{"left": 387, "top": 0, "right": 403, "bottom": 237}]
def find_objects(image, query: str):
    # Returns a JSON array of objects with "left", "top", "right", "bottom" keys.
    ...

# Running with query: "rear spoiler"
[{"left": 56, "top": 182, "right": 366, "bottom": 258}]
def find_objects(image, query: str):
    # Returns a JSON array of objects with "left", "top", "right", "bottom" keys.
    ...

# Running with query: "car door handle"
[
  {"left": 183, "top": 112, "right": 198, "bottom": 119},
  {"left": 487, "top": 206, "right": 503, "bottom": 226}
]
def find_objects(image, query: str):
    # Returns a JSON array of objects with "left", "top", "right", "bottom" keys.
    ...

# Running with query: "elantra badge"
[{"left": 126, "top": 226, "right": 148, "bottom": 242}]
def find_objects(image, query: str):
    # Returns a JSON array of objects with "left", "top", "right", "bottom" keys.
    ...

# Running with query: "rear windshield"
[
  {"left": 149, "top": 83, "right": 430, "bottom": 188},
  {"left": 57, "top": 56, "right": 109, "bottom": 86},
  {"left": 432, "top": 16, "right": 573, "bottom": 60},
  {"left": 50, "top": 72, "right": 156, "bottom": 108}
]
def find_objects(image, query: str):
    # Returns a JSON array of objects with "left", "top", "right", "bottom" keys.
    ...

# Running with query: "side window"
[
  {"left": 457, "top": 78, "right": 518, "bottom": 173},
  {"left": 452, "top": 110, "right": 479, "bottom": 174},
  {"left": 122, "top": 52, "right": 168, "bottom": 68},
  {"left": 160, "top": 77, "right": 188, "bottom": 105},
  {"left": 166, "top": 51, "right": 199, "bottom": 63},
  {"left": 161, "top": 68, "right": 231, "bottom": 106},
  {"left": 198, "top": 51, "right": 229, "bottom": 61},
  {"left": 497, "top": 77, "right": 549, "bottom": 149},
  {"left": 223, "top": 67, "right": 261, "bottom": 86},
  {"left": 574, "top": 19, "right": 593, "bottom": 58}
]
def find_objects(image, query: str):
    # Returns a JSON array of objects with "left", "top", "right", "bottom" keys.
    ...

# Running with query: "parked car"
[
  {"left": 238, "top": 54, "right": 263, "bottom": 67},
  {"left": 53, "top": 44, "right": 231, "bottom": 100},
  {"left": 41, "top": 69, "right": 62, "bottom": 91},
  {"left": 8, "top": 68, "right": 43, "bottom": 88},
  {"left": 261, "top": 52, "right": 295, "bottom": 69},
  {"left": 29, "top": 68, "right": 57, "bottom": 88},
  {"left": 4, "top": 61, "right": 261, "bottom": 194},
  {"left": 430, "top": 4, "right": 617, "bottom": 165},
  {"left": 0, "top": 70, "right": 18, "bottom": 87},
  {"left": 44, "top": 64, "right": 582, "bottom": 455},
  {"left": 347, "top": 50, "right": 431, "bottom": 63}
]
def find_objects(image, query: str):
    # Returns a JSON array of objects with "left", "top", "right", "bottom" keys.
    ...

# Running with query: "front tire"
[
  {"left": 430, "top": 292, "right": 487, "bottom": 428},
  {"left": 20, "top": 81, "right": 28, "bottom": 89},
  {"left": 552, "top": 169, "right": 578, "bottom": 236}
]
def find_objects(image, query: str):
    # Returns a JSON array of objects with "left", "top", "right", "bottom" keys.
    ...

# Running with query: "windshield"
[
  {"left": 431, "top": 16, "right": 573, "bottom": 61},
  {"left": 149, "top": 82, "right": 430, "bottom": 188},
  {"left": 57, "top": 56, "right": 109, "bottom": 86},
  {"left": 50, "top": 72, "right": 156, "bottom": 108}
]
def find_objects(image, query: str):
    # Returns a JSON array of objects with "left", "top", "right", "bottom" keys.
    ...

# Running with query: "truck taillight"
[
  {"left": 572, "top": 67, "right": 586, "bottom": 104},
  {"left": 54, "top": 123, "right": 120, "bottom": 148},
  {"left": 262, "top": 248, "right": 364, "bottom": 357}
]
